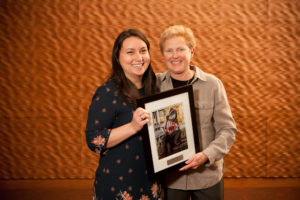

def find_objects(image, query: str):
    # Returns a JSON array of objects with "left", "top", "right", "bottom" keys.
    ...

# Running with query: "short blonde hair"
[{"left": 160, "top": 25, "right": 196, "bottom": 52}]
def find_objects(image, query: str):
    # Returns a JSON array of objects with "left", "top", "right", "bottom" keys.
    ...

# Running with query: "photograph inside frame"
[
  {"left": 137, "top": 84, "right": 200, "bottom": 175},
  {"left": 152, "top": 103, "right": 188, "bottom": 160}
]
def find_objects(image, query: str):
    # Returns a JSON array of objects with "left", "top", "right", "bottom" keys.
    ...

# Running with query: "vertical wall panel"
[{"left": 0, "top": 0, "right": 299, "bottom": 179}]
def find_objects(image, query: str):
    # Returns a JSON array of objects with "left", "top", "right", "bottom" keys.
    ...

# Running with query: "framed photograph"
[{"left": 137, "top": 84, "right": 200, "bottom": 177}]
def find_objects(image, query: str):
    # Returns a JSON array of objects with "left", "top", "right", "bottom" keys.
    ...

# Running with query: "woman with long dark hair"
[{"left": 86, "top": 29, "right": 160, "bottom": 200}]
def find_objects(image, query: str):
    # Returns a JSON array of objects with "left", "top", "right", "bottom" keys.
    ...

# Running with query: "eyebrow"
[
  {"left": 125, "top": 47, "right": 147, "bottom": 51},
  {"left": 125, "top": 48, "right": 135, "bottom": 51}
]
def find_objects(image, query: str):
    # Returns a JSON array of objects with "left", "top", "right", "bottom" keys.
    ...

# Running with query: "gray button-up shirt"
[{"left": 156, "top": 66, "right": 237, "bottom": 190}]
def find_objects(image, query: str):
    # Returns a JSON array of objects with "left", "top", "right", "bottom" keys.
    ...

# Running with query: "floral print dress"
[{"left": 86, "top": 79, "right": 160, "bottom": 200}]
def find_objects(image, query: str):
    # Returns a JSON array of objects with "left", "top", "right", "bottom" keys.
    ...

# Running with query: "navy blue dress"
[{"left": 86, "top": 79, "right": 160, "bottom": 200}]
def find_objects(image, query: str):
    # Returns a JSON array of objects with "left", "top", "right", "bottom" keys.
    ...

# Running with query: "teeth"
[{"left": 133, "top": 64, "right": 143, "bottom": 67}]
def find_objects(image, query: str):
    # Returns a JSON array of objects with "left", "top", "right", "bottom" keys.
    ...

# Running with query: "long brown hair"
[{"left": 111, "top": 29, "right": 159, "bottom": 105}]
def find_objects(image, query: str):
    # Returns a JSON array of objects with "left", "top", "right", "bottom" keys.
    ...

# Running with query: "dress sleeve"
[{"left": 85, "top": 84, "right": 116, "bottom": 154}]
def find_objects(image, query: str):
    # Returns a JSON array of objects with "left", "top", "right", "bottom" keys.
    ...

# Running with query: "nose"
[
  {"left": 171, "top": 51, "right": 179, "bottom": 58},
  {"left": 134, "top": 52, "right": 143, "bottom": 60}
]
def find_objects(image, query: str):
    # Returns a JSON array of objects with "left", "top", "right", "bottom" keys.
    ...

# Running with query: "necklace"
[
  {"left": 171, "top": 73, "right": 195, "bottom": 88},
  {"left": 186, "top": 73, "right": 195, "bottom": 85}
]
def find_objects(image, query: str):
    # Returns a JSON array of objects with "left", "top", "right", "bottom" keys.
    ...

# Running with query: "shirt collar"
[
  {"left": 192, "top": 65, "right": 207, "bottom": 82},
  {"left": 162, "top": 65, "right": 207, "bottom": 82}
]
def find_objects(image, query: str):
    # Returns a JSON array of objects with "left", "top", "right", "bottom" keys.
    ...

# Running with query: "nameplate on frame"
[{"left": 167, "top": 155, "right": 183, "bottom": 166}]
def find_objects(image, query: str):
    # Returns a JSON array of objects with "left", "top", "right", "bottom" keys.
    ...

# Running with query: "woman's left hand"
[{"left": 179, "top": 152, "right": 208, "bottom": 171}]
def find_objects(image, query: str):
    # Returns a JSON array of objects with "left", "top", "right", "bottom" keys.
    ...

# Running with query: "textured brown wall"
[{"left": 0, "top": 0, "right": 299, "bottom": 179}]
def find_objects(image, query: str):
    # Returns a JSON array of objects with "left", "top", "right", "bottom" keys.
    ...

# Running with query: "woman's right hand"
[
  {"left": 106, "top": 107, "right": 150, "bottom": 148},
  {"left": 130, "top": 107, "right": 149, "bottom": 133}
]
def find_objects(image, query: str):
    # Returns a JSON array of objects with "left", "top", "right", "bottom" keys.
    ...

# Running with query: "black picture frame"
[{"left": 137, "top": 84, "right": 200, "bottom": 177}]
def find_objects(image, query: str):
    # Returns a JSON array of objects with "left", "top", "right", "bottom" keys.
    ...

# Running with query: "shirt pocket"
[
  {"left": 194, "top": 101, "right": 214, "bottom": 149},
  {"left": 194, "top": 101, "right": 214, "bottom": 126}
]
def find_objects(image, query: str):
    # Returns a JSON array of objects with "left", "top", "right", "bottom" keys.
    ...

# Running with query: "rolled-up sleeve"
[
  {"left": 85, "top": 85, "right": 115, "bottom": 154},
  {"left": 203, "top": 79, "right": 237, "bottom": 165}
]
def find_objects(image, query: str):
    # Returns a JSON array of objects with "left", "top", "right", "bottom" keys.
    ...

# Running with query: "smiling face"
[
  {"left": 119, "top": 36, "right": 150, "bottom": 86},
  {"left": 162, "top": 36, "right": 194, "bottom": 80},
  {"left": 168, "top": 111, "right": 176, "bottom": 120}
]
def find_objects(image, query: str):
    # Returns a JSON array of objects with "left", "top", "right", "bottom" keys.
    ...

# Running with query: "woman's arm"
[
  {"left": 86, "top": 84, "right": 149, "bottom": 153},
  {"left": 106, "top": 107, "right": 149, "bottom": 148}
]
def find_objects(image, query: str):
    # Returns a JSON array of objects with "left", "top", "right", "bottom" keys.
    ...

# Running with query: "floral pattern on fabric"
[{"left": 86, "top": 79, "right": 160, "bottom": 200}]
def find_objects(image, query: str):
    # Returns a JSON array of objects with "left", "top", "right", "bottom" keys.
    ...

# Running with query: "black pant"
[
  {"left": 165, "top": 130, "right": 181, "bottom": 154},
  {"left": 164, "top": 178, "right": 224, "bottom": 200}
]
